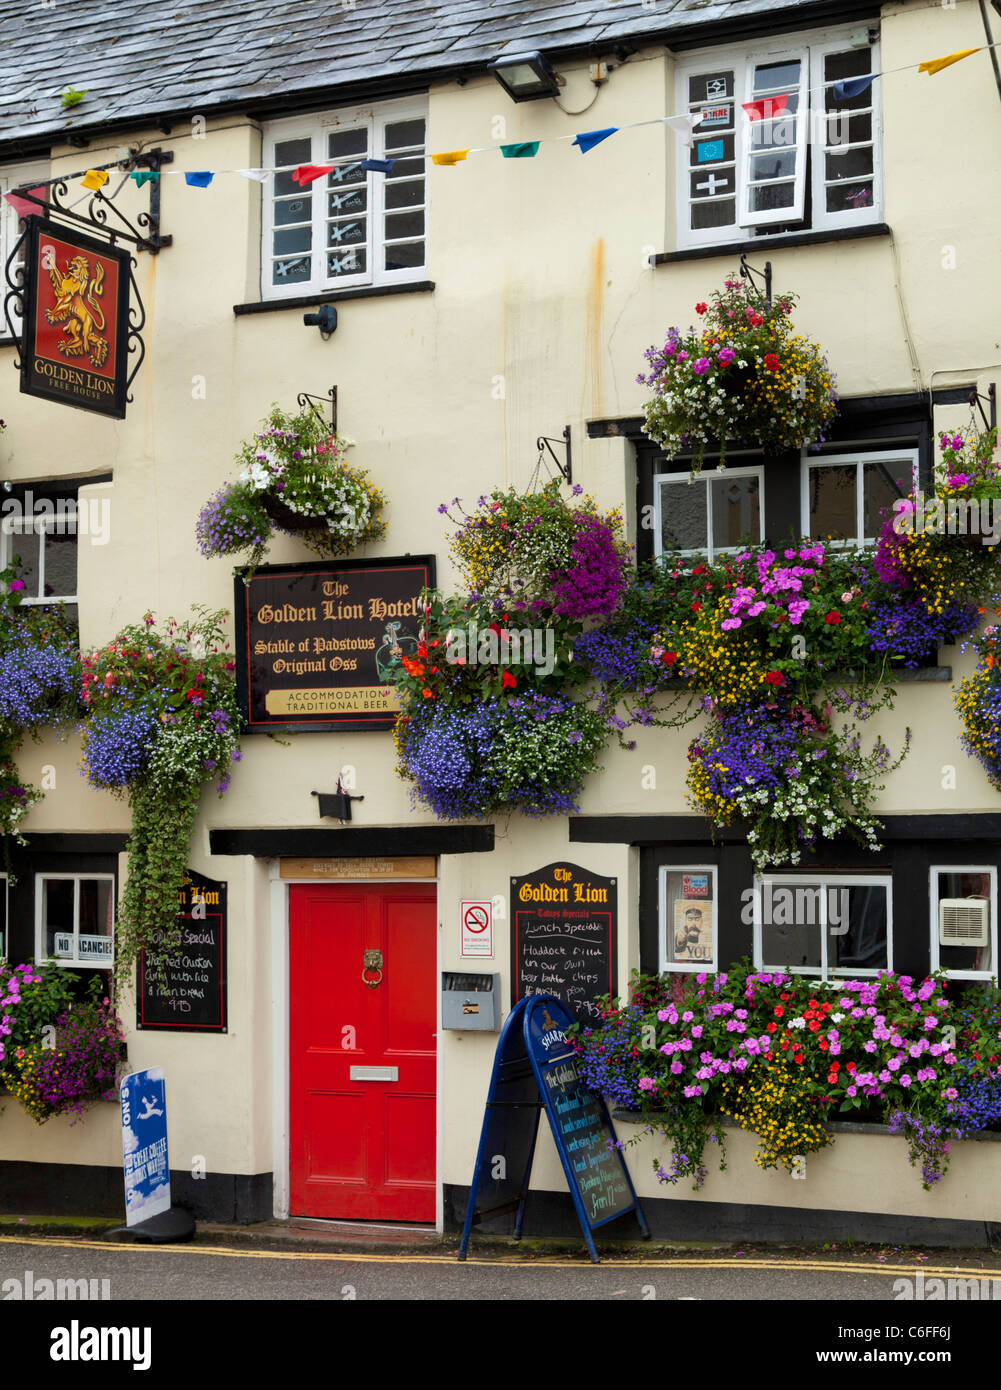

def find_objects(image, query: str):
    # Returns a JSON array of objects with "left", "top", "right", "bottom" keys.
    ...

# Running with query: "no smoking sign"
[{"left": 460, "top": 900, "right": 493, "bottom": 958}]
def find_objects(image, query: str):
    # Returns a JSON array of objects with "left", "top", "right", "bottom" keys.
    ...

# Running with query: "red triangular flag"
[
  {"left": 742, "top": 93, "right": 790, "bottom": 121},
  {"left": 292, "top": 164, "right": 335, "bottom": 186},
  {"left": 3, "top": 185, "right": 46, "bottom": 217}
]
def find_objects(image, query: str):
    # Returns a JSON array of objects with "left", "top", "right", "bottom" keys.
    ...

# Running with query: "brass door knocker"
[{"left": 362, "top": 948, "right": 383, "bottom": 989}]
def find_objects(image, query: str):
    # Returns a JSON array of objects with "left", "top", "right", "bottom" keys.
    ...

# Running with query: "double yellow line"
[{"left": 1, "top": 1234, "right": 996, "bottom": 1277}]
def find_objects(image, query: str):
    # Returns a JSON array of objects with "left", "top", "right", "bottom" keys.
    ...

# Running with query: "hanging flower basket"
[
  {"left": 196, "top": 404, "right": 386, "bottom": 571},
  {"left": 638, "top": 276, "right": 839, "bottom": 469}
]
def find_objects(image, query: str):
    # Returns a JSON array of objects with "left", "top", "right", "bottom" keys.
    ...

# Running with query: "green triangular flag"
[
  {"left": 130, "top": 171, "right": 160, "bottom": 187},
  {"left": 500, "top": 142, "right": 540, "bottom": 159}
]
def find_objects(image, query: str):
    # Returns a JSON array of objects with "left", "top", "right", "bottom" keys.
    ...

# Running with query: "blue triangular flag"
[
  {"left": 184, "top": 171, "right": 214, "bottom": 187},
  {"left": 360, "top": 158, "right": 396, "bottom": 174},
  {"left": 573, "top": 127, "right": 618, "bottom": 153},
  {"left": 832, "top": 74, "right": 878, "bottom": 100}
]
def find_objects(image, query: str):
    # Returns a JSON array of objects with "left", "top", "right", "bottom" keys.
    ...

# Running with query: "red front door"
[{"left": 289, "top": 882, "right": 437, "bottom": 1221}]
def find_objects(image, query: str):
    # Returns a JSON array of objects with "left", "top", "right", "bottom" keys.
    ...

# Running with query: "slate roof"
[{"left": 0, "top": 0, "right": 871, "bottom": 157}]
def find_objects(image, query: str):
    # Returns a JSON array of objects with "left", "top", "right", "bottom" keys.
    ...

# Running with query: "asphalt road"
[{"left": 2, "top": 1233, "right": 999, "bottom": 1301}]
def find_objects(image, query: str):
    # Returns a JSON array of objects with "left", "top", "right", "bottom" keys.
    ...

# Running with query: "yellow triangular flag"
[
  {"left": 80, "top": 169, "right": 109, "bottom": 190},
  {"left": 918, "top": 47, "right": 981, "bottom": 76},
  {"left": 430, "top": 149, "right": 469, "bottom": 166}
]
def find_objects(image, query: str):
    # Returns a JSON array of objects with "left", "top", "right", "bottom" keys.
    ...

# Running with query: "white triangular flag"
[
  {"left": 237, "top": 168, "right": 271, "bottom": 182},
  {"left": 662, "top": 114, "right": 702, "bottom": 147}
]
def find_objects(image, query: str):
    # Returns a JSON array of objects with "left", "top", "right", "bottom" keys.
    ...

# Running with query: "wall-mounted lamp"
[
  {"left": 489, "top": 50, "right": 563, "bottom": 102},
  {"left": 303, "top": 304, "right": 337, "bottom": 339}
]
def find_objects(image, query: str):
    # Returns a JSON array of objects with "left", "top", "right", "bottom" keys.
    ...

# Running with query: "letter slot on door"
[{"left": 441, "top": 972, "right": 499, "bottom": 1031}]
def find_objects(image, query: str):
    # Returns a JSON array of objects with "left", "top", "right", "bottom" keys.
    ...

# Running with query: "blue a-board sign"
[
  {"left": 458, "top": 995, "right": 648, "bottom": 1263},
  {"left": 120, "top": 1067, "right": 170, "bottom": 1226}
]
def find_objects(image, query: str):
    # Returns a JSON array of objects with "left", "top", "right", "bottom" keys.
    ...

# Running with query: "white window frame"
[
  {"left": 659, "top": 864, "right": 719, "bottom": 973},
  {"left": 929, "top": 864, "right": 998, "bottom": 983},
  {"left": 654, "top": 464, "right": 765, "bottom": 562},
  {"left": 1, "top": 501, "right": 80, "bottom": 605},
  {"left": 0, "top": 872, "right": 7, "bottom": 960},
  {"left": 801, "top": 447, "right": 919, "bottom": 547},
  {"left": 35, "top": 873, "right": 115, "bottom": 969},
  {"left": 1, "top": 160, "right": 49, "bottom": 337},
  {"left": 753, "top": 872, "right": 893, "bottom": 980},
  {"left": 675, "top": 25, "right": 882, "bottom": 251},
  {"left": 261, "top": 97, "right": 428, "bottom": 300}
]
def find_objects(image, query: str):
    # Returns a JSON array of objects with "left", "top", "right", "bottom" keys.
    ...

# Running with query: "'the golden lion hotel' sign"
[
  {"left": 19, "top": 217, "right": 132, "bottom": 419},
  {"left": 235, "top": 558, "right": 435, "bottom": 733}
]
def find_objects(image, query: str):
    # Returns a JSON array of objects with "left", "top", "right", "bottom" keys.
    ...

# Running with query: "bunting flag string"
[{"left": 2, "top": 38, "right": 998, "bottom": 214}]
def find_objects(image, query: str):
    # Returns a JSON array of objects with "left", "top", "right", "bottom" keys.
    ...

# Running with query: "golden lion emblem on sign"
[{"left": 45, "top": 253, "right": 109, "bottom": 368}]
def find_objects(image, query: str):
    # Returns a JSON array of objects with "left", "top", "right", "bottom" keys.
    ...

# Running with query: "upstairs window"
[
  {"left": 676, "top": 28, "right": 881, "bottom": 250},
  {"left": 262, "top": 100, "right": 427, "bottom": 297}
]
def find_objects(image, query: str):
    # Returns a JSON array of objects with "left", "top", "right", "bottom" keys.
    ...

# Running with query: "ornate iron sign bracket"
[{"left": 297, "top": 386, "right": 338, "bottom": 432}]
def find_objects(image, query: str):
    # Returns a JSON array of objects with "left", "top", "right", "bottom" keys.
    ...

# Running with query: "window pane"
[
  {"left": 385, "top": 181, "right": 423, "bottom": 217},
  {"left": 5, "top": 524, "right": 40, "bottom": 594},
  {"left": 828, "top": 886, "right": 888, "bottom": 972},
  {"left": 753, "top": 59, "right": 801, "bottom": 93},
  {"left": 327, "top": 128, "right": 367, "bottom": 159},
  {"left": 664, "top": 870, "right": 716, "bottom": 967},
  {"left": 750, "top": 117, "right": 798, "bottom": 152},
  {"left": 327, "top": 218, "right": 366, "bottom": 247},
  {"left": 385, "top": 119, "right": 425, "bottom": 151},
  {"left": 690, "top": 167, "right": 735, "bottom": 201},
  {"left": 78, "top": 879, "right": 114, "bottom": 966},
  {"left": 750, "top": 149, "right": 796, "bottom": 181},
  {"left": 827, "top": 112, "right": 872, "bottom": 148},
  {"left": 691, "top": 134, "right": 735, "bottom": 167},
  {"left": 659, "top": 478, "right": 707, "bottom": 551},
  {"left": 689, "top": 71, "right": 734, "bottom": 104},
  {"left": 936, "top": 870, "right": 993, "bottom": 974},
  {"left": 271, "top": 256, "right": 311, "bottom": 285},
  {"left": 825, "top": 49, "right": 872, "bottom": 83},
  {"left": 710, "top": 474, "right": 761, "bottom": 548},
  {"left": 327, "top": 161, "right": 366, "bottom": 188},
  {"left": 0, "top": 877, "right": 7, "bottom": 958},
  {"left": 328, "top": 247, "right": 366, "bottom": 277},
  {"left": 761, "top": 885, "right": 822, "bottom": 970},
  {"left": 43, "top": 528, "right": 76, "bottom": 598},
  {"left": 273, "top": 168, "right": 305, "bottom": 197},
  {"left": 274, "top": 137, "right": 311, "bottom": 167},
  {"left": 826, "top": 181, "right": 874, "bottom": 213},
  {"left": 384, "top": 240, "right": 424, "bottom": 272},
  {"left": 825, "top": 146, "right": 874, "bottom": 182},
  {"left": 327, "top": 186, "right": 367, "bottom": 217},
  {"left": 749, "top": 181, "right": 795, "bottom": 213},
  {"left": 691, "top": 198, "right": 736, "bottom": 230},
  {"left": 273, "top": 225, "right": 312, "bottom": 255},
  {"left": 808, "top": 464, "right": 856, "bottom": 540},
  {"left": 385, "top": 209, "right": 425, "bottom": 240},
  {"left": 274, "top": 194, "right": 311, "bottom": 226},
  {"left": 43, "top": 878, "right": 75, "bottom": 960},
  {"left": 864, "top": 460, "right": 912, "bottom": 538}
]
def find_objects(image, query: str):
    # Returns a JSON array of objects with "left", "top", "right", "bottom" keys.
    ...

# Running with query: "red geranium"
[
  {"left": 764, "top": 670, "right": 785, "bottom": 686},
  {"left": 764, "top": 353, "right": 780, "bottom": 371},
  {"left": 825, "top": 612, "right": 842, "bottom": 625},
  {"left": 695, "top": 302, "right": 707, "bottom": 314}
]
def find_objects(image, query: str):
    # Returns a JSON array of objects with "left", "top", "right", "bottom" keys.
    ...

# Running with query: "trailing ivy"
[{"left": 79, "top": 609, "right": 241, "bottom": 984}]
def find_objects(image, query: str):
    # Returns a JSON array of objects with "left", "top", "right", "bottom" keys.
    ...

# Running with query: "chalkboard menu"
[
  {"left": 136, "top": 871, "right": 227, "bottom": 1033},
  {"left": 527, "top": 1005, "right": 635, "bottom": 1228},
  {"left": 234, "top": 556, "right": 434, "bottom": 734},
  {"left": 459, "top": 995, "right": 647, "bottom": 1263},
  {"left": 511, "top": 862, "right": 617, "bottom": 1023}
]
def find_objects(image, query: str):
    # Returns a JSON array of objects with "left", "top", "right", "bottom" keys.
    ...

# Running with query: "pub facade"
[{"left": 2, "top": 0, "right": 1001, "bottom": 1244}]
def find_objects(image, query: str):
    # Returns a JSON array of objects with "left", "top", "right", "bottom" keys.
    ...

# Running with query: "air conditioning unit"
[{"left": 939, "top": 898, "right": 989, "bottom": 947}]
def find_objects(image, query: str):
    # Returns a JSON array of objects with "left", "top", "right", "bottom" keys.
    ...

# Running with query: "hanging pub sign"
[
  {"left": 136, "top": 871, "right": 228, "bottom": 1033},
  {"left": 234, "top": 556, "right": 434, "bottom": 733},
  {"left": 17, "top": 216, "right": 132, "bottom": 419},
  {"left": 510, "top": 862, "right": 617, "bottom": 1024}
]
